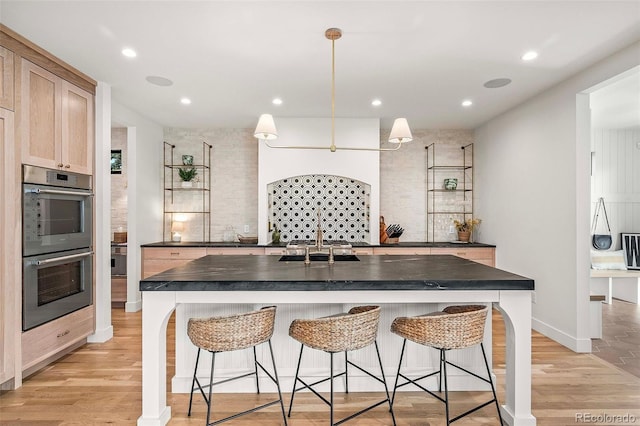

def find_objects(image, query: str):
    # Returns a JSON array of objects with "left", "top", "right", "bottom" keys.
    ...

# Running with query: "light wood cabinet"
[
  {"left": 141, "top": 247, "right": 207, "bottom": 279},
  {"left": 430, "top": 247, "right": 495, "bottom": 267},
  {"left": 21, "top": 306, "right": 94, "bottom": 371},
  {"left": 264, "top": 247, "right": 285, "bottom": 256},
  {"left": 0, "top": 107, "right": 16, "bottom": 387},
  {"left": 206, "top": 247, "right": 264, "bottom": 256},
  {"left": 111, "top": 277, "right": 127, "bottom": 307},
  {"left": 352, "top": 247, "right": 374, "bottom": 256},
  {"left": 372, "top": 246, "right": 495, "bottom": 266},
  {"left": 1, "top": 25, "right": 96, "bottom": 389},
  {"left": 373, "top": 247, "right": 431, "bottom": 255},
  {"left": 20, "top": 59, "right": 93, "bottom": 174},
  {"left": 0, "top": 46, "right": 14, "bottom": 110}
]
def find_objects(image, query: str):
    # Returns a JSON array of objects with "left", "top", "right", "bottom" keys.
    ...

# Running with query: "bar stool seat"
[
  {"left": 390, "top": 305, "right": 503, "bottom": 425},
  {"left": 187, "top": 306, "right": 287, "bottom": 425},
  {"left": 288, "top": 305, "right": 396, "bottom": 426}
]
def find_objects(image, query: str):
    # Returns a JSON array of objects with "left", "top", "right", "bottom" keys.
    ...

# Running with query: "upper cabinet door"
[
  {"left": 21, "top": 59, "right": 93, "bottom": 175},
  {"left": 21, "top": 59, "right": 62, "bottom": 170},
  {"left": 0, "top": 46, "right": 15, "bottom": 111},
  {"left": 61, "top": 80, "right": 93, "bottom": 175}
]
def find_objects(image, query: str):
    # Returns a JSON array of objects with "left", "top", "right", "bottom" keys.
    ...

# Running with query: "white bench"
[{"left": 590, "top": 269, "right": 640, "bottom": 304}]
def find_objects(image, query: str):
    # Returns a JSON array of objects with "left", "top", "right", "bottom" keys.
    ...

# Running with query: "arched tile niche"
[{"left": 268, "top": 174, "right": 371, "bottom": 242}]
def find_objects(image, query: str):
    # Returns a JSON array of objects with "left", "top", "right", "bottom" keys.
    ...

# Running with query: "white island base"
[{"left": 137, "top": 290, "right": 535, "bottom": 426}]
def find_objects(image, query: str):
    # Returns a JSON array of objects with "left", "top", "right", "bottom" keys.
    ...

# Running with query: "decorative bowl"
[
  {"left": 237, "top": 234, "right": 258, "bottom": 244},
  {"left": 444, "top": 178, "right": 458, "bottom": 190}
]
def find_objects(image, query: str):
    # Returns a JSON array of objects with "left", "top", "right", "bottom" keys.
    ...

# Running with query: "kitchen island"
[{"left": 137, "top": 254, "right": 535, "bottom": 426}]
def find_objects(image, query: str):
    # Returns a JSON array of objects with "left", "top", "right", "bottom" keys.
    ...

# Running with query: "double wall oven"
[{"left": 22, "top": 165, "right": 93, "bottom": 331}]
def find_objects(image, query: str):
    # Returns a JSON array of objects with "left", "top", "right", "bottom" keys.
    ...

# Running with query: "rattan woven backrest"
[
  {"left": 187, "top": 306, "right": 276, "bottom": 352},
  {"left": 391, "top": 305, "right": 488, "bottom": 350},
  {"left": 289, "top": 305, "right": 380, "bottom": 353}
]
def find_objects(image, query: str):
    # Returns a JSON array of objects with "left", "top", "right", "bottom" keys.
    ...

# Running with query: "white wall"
[
  {"left": 163, "top": 128, "right": 258, "bottom": 242},
  {"left": 110, "top": 128, "right": 128, "bottom": 236},
  {"left": 88, "top": 82, "right": 113, "bottom": 343},
  {"left": 112, "top": 100, "right": 163, "bottom": 312},
  {"left": 590, "top": 128, "right": 640, "bottom": 247},
  {"left": 474, "top": 41, "right": 640, "bottom": 352}
]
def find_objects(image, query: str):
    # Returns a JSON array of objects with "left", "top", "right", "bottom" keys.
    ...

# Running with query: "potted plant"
[
  {"left": 178, "top": 167, "right": 198, "bottom": 188},
  {"left": 453, "top": 218, "right": 481, "bottom": 242}
]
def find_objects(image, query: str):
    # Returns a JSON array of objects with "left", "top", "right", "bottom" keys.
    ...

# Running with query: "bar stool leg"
[
  {"left": 253, "top": 346, "right": 260, "bottom": 394},
  {"left": 344, "top": 351, "right": 349, "bottom": 394},
  {"left": 206, "top": 352, "right": 216, "bottom": 426},
  {"left": 188, "top": 348, "right": 201, "bottom": 416},
  {"left": 391, "top": 338, "right": 407, "bottom": 407},
  {"left": 442, "top": 349, "right": 450, "bottom": 426},
  {"left": 480, "top": 343, "right": 504, "bottom": 425},
  {"left": 288, "top": 344, "right": 305, "bottom": 417},
  {"left": 438, "top": 349, "right": 444, "bottom": 393},
  {"left": 268, "top": 340, "right": 288, "bottom": 426},
  {"left": 374, "top": 341, "right": 396, "bottom": 425},
  {"left": 330, "top": 352, "right": 334, "bottom": 426}
]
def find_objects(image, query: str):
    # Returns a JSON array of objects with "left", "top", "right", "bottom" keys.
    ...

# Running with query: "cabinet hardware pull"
[
  {"left": 35, "top": 251, "right": 93, "bottom": 266},
  {"left": 27, "top": 188, "right": 94, "bottom": 197},
  {"left": 170, "top": 252, "right": 180, "bottom": 256},
  {"left": 64, "top": 164, "right": 71, "bottom": 168},
  {"left": 57, "top": 163, "right": 64, "bottom": 168},
  {"left": 57, "top": 329, "right": 70, "bottom": 338}
]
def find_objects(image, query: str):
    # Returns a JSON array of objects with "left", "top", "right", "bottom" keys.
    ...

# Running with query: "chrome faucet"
[{"left": 315, "top": 208, "right": 324, "bottom": 251}]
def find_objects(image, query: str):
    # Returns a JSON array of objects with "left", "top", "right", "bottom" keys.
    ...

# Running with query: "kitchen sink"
[{"left": 279, "top": 254, "right": 360, "bottom": 262}]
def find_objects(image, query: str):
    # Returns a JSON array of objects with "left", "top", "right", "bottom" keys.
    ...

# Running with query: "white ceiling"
[{"left": 2, "top": 1, "right": 639, "bottom": 130}]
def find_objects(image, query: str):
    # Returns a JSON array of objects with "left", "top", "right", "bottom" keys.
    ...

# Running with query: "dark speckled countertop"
[{"left": 140, "top": 254, "right": 532, "bottom": 292}]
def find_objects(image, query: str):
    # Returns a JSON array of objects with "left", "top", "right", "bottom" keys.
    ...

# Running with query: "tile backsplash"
[{"left": 268, "top": 175, "right": 370, "bottom": 242}]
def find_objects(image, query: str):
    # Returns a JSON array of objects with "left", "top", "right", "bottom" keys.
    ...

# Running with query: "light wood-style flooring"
[{"left": 1, "top": 308, "right": 640, "bottom": 425}]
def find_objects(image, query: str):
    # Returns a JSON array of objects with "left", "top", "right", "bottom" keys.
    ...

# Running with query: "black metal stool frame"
[
  {"left": 391, "top": 340, "right": 504, "bottom": 425},
  {"left": 188, "top": 339, "right": 288, "bottom": 426},
  {"left": 288, "top": 340, "right": 396, "bottom": 426}
]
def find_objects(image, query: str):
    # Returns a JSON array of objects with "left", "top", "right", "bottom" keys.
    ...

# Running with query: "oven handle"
[
  {"left": 27, "top": 188, "right": 94, "bottom": 197},
  {"left": 35, "top": 251, "right": 94, "bottom": 266}
]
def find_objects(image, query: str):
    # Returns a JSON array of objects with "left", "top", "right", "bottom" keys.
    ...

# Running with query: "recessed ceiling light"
[
  {"left": 462, "top": 100, "right": 473, "bottom": 107},
  {"left": 484, "top": 78, "right": 512, "bottom": 88},
  {"left": 522, "top": 51, "right": 538, "bottom": 61},
  {"left": 272, "top": 98, "right": 283, "bottom": 105},
  {"left": 146, "top": 76, "right": 173, "bottom": 86},
  {"left": 371, "top": 99, "right": 382, "bottom": 107},
  {"left": 180, "top": 98, "right": 191, "bottom": 105},
  {"left": 121, "top": 47, "right": 137, "bottom": 58}
]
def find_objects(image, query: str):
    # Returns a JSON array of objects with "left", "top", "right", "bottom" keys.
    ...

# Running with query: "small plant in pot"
[
  {"left": 178, "top": 167, "right": 198, "bottom": 188},
  {"left": 453, "top": 218, "right": 481, "bottom": 242}
]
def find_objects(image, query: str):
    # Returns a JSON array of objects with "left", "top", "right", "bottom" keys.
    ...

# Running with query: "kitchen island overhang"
[
  {"left": 138, "top": 254, "right": 536, "bottom": 426},
  {"left": 139, "top": 254, "right": 534, "bottom": 292}
]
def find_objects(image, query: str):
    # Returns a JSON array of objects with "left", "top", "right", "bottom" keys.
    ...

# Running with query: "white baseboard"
[
  {"left": 532, "top": 317, "right": 592, "bottom": 353},
  {"left": 88, "top": 325, "right": 113, "bottom": 343},
  {"left": 136, "top": 406, "right": 171, "bottom": 426},
  {"left": 126, "top": 300, "right": 142, "bottom": 312}
]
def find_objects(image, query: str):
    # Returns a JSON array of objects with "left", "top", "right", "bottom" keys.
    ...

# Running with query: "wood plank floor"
[{"left": 1, "top": 308, "right": 640, "bottom": 425}]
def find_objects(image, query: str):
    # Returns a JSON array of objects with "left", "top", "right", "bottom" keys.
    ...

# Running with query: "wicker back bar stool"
[
  {"left": 390, "top": 305, "right": 503, "bottom": 425},
  {"left": 186, "top": 306, "right": 287, "bottom": 425},
  {"left": 288, "top": 305, "right": 396, "bottom": 426}
]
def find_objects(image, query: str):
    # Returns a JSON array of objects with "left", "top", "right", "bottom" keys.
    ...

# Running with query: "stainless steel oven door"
[
  {"left": 23, "top": 183, "right": 93, "bottom": 256},
  {"left": 22, "top": 248, "right": 93, "bottom": 331}
]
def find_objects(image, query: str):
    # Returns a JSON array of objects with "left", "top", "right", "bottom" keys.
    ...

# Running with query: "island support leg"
[
  {"left": 495, "top": 292, "right": 536, "bottom": 426},
  {"left": 137, "top": 292, "right": 176, "bottom": 426}
]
